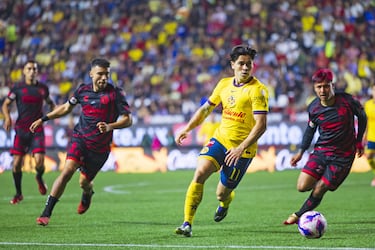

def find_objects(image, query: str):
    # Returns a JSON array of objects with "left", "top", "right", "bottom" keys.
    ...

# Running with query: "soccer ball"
[{"left": 298, "top": 211, "right": 327, "bottom": 239}]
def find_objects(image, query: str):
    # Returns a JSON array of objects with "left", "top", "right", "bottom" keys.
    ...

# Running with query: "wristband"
[
  {"left": 355, "top": 141, "right": 364, "bottom": 150},
  {"left": 41, "top": 115, "right": 50, "bottom": 122}
]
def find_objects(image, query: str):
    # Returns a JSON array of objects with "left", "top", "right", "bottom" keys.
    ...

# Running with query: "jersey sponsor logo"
[
  {"left": 223, "top": 109, "right": 246, "bottom": 118},
  {"left": 21, "top": 95, "right": 41, "bottom": 103}
]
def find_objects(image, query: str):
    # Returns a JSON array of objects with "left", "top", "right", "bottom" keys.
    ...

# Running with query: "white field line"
[{"left": 0, "top": 242, "right": 374, "bottom": 250}]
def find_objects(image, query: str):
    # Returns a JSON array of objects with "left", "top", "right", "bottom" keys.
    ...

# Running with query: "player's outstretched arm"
[
  {"left": 30, "top": 102, "right": 74, "bottom": 133},
  {"left": 290, "top": 151, "right": 303, "bottom": 167},
  {"left": 175, "top": 102, "right": 215, "bottom": 146}
]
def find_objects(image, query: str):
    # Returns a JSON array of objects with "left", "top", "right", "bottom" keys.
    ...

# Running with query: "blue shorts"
[
  {"left": 367, "top": 141, "right": 375, "bottom": 150},
  {"left": 199, "top": 138, "right": 252, "bottom": 189}
]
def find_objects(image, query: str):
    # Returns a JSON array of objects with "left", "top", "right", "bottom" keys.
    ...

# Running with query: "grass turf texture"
[{"left": 0, "top": 170, "right": 374, "bottom": 250}]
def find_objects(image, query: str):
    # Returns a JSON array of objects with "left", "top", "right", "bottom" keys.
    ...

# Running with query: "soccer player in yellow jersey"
[
  {"left": 174, "top": 45, "right": 269, "bottom": 237},
  {"left": 364, "top": 83, "right": 375, "bottom": 186}
]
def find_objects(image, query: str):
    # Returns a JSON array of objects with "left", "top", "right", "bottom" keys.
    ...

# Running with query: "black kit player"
[
  {"left": 283, "top": 68, "right": 367, "bottom": 225},
  {"left": 2, "top": 60, "right": 56, "bottom": 204},
  {"left": 29, "top": 58, "right": 132, "bottom": 226}
]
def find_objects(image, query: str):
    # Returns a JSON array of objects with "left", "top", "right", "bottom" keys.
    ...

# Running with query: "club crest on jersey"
[
  {"left": 228, "top": 95, "right": 236, "bottom": 107},
  {"left": 101, "top": 95, "right": 110, "bottom": 104}
]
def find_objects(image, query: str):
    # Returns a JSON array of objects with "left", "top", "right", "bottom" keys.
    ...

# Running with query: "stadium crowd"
[{"left": 0, "top": 0, "right": 374, "bottom": 125}]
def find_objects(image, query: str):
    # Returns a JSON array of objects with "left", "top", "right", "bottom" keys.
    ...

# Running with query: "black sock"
[
  {"left": 41, "top": 195, "right": 59, "bottom": 217},
  {"left": 13, "top": 172, "right": 22, "bottom": 195},
  {"left": 35, "top": 167, "right": 45, "bottom": 182},
  {"left": 295, "top": 194, "right": 322, "bottom": 217}
]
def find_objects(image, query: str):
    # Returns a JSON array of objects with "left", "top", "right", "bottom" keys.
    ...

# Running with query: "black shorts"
[
  {"left": 303, "top": 151, "right": 355, "bottom": 190},
  {"left": 67, "top": 137, "right": 109, "bottom": 181},
  {"left": 11, "top": 129, "right": 45, "bottom": 155}
]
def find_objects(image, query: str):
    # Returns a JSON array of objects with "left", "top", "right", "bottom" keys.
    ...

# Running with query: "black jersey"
[
  {"left": 7, "top": 81, "right": 49, "bottom": 132},
  {"left": 301, "top": 92, "right": 365, "bottom": 157},
  {"left": 68, "top": 83, "right": 131, "bottom": 153}
]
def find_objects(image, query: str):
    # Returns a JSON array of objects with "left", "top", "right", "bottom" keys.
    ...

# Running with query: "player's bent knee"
[{"left": 296, "top": 184, "right": 312, "bottom": 192}]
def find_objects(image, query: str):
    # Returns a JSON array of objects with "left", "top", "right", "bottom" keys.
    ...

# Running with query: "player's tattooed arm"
[
  {"left": 201, "top": 102, "right": 214, "bottom": 119},
  {"left": 175, "top": 101, "right": 216, "bottom": 145},
  {"left": 182, "top": 102, "right": 215, "bottom": 133}
]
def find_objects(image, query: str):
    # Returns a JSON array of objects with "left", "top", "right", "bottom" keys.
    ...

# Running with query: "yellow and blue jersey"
[
  {"left": 364, "top": 98, "right": 375, "bottom": 142},
  {"left": 207, "top": 76, "right": 269, "bottom": 158}
]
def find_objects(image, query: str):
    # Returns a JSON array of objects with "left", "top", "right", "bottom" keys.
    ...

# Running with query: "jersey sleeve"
[
  {"left": 115, "top": 87, "right": 131, "bottom": 115},
  {"left": 300, "top": 120, "right": 317, "bottom": 151},
  {"left": 7, "top": 85, "right": 17, "bottom": 101},
  {"left": 68, "top": 84, "right": 85, "bottom": 106},
  {"left": 251, "top": 84, "right": 269, "bottom": 114},
  {"left": 348, "top": 94, "right": 364, "bottom": 116},
  {"left": 41, "top": 83, "right": 50, "bottom": 99},
  {"left": 207, "top": 79, "right": 226, "bottom": 106},
  {"left": 348, "top": 94, "right": 367, "bottom": 142}
]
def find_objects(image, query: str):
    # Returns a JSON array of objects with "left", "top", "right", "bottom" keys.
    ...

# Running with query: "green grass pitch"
[{"left": 0, "top": 170, "right": 374, "bottom": 250}]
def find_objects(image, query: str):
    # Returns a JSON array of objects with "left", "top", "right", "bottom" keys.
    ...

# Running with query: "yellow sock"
[
  {"left": 219, "top": 191, "right": 235, "bottom": 208},
  {"left": 183, "top": 182, "right": 203, "bottom": 224},
  {"left": 369, "top": 158, "right": 375, "bottom": 171}
]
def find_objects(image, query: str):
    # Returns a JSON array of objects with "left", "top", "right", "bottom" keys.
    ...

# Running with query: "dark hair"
[
  {"left": 91, "top": 58, "right": 110, "bottom": 68},
  {"left": 25, "top": 59, "right": 37, "bottom": 65},
  {"left": 230, "top": 45, "right": 257, "bottom": 61}
]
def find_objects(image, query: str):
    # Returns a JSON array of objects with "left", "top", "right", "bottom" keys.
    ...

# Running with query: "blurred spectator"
[{"left": 0, "top": 0, "right": 374, "bottom": 125}]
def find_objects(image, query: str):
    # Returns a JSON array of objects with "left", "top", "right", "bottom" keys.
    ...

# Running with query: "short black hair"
[
  {"left": 91, "top": 58, "right": 110, "bottom": 68},
  {"left": 230, "top": 45, "right": 257, "bottom": 61},
  {"left": 25, "top": 59, "right": 37, "bottom": 66}
]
